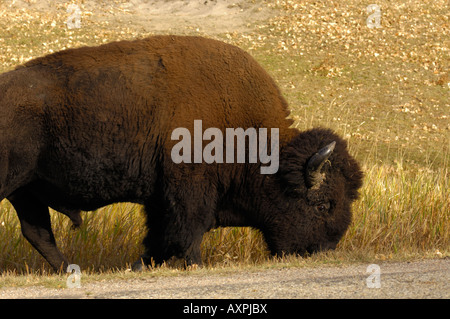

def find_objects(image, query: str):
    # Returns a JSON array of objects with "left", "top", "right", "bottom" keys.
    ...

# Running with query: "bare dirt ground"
[
  {"left": 107, "top": 0, "right": 273, "bottom": 34},
  {"left": 1, "top": 259, "right": 448, "bottom": 298},
  {"left": 6, "top": 0, "right": 274, "bottom": 35}
]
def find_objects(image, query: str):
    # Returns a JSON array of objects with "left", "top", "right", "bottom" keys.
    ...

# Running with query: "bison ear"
[{"left": 305, "top": 141, "right": 335, "bottom": 188}]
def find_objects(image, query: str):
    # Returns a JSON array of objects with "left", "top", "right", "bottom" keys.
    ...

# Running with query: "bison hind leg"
[{"left": 7, "top": 188, "right": 69, "bottom": 272}]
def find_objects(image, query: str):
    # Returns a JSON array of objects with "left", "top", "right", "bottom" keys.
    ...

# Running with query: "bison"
[{"left": 0, "top": 36, "right": 363, "bottom": 272}]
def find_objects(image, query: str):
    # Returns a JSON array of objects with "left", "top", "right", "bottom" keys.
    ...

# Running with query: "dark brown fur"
[{"left": 0, "top": 36, "right": 363, "bottom": 271}]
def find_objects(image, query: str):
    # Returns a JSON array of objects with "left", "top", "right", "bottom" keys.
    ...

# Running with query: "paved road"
[{"left": 1, "top": 259, "right": 448, "bottom": 299}]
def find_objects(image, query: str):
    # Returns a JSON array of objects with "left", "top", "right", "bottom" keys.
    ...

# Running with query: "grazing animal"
[{"left": 0, "top": 36, "right": 363, "bottom": 271}]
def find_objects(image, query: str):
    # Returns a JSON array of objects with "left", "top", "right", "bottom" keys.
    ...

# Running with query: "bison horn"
[{"left": 306, "top": 141, "right": 336, "bottom": 188}]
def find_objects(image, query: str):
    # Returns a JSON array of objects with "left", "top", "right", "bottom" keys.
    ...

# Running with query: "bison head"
[{"left": 258, "top": 128, "right": 363, "bottom": 257}]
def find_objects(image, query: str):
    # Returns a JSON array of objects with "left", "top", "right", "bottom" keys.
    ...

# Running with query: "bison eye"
[{"left": 315, "top": 202, "right": 331, "bottom": 213}]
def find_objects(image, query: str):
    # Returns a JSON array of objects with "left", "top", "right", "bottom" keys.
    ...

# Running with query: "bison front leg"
[
  {"left": 132, "top": 189, "right": 216, "bottom": 271},
  {"left": 8, "top": 188, "right": 69, "bottom": 272},
  {"left": 133, "top": 208, "right": 207, "bottom": 271}
]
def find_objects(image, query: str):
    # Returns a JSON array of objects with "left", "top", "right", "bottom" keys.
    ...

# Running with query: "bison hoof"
[{"left": 131, "top": 259, "right": 147, "bottom": 272}]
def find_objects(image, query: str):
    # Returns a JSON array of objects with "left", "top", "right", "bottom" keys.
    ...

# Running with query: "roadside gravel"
[{"left": 1, "top": 259, "right": 448, "bottom": 299}]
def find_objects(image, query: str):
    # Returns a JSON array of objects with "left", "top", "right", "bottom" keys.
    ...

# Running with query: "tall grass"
[
  {"left": 0, "top": 203, "right": 146, "bottom": 273},
  {"left": 0, "top": 159, "right": 448, "bottom": 273},
  {"left": 340, "top": 163, "right": 449, "bottom": 256}
]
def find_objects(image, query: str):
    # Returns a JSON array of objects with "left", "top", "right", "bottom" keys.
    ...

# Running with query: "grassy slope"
[{"left": 0, "top": 0, "right": 448, "bottom": 279}]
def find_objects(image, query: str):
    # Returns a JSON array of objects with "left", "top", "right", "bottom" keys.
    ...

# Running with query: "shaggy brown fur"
[{"left": 0, "top": 36, "right": 363, "bottom": 271}]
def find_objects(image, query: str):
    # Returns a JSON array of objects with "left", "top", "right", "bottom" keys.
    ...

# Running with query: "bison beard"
[{"left": 0, "top": 36, "right": 363, "bottom": 272}]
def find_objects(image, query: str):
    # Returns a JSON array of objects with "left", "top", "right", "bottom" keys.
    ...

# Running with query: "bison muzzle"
[{"left": 0, "top": 36, "right": 363, "bottom": 272}]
